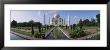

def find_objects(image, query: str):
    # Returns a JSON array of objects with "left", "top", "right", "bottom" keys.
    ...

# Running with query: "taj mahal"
[
  {"left": 51, "top": 14, "right": 65, "bottom": 26},
  {"left": 44, "top": 13, "right": 70, "bottom": 26}
]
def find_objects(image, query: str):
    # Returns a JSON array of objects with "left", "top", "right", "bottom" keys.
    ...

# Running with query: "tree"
[
  {"left": 39, "top": 23, "right": 42, "bottom": 32},
  {"left": 31, "top": 23, "right": 34, "bottom": 35},
  {"left": 96, "top": 14, "right": 100, "bottom": 23},
  {"left": 96, "top": 14, "right": 100, "bottom": 26},
  {"left": 83, "top": 19, "right": 90, "bottom": 26},
  {"left": 78, "top": 19, "right": 83, "bottom": 26},
  {"left": 91, "top": 18, "right": 96, "bottom": 26},
  {"left": 17, "top": 20, "right": 34, "bottom": 27},
  {"left": 78, "top": 19, "right": 83, "bottom": 29},
  {"left": 28, "top": 20, "right": 34, "bottom": 27},
  {"left": 66, "top": 25, "right": 67, "bottom": 29},
  {"left": 35, "top": 22, "right": 42, "bottom": 32},
  {"left": 23, "top": 22, "right": 27, "bottom": 27},
  {"left": 11, "top": 20, "right": 17, "bottom": 27},
  {"left": 73, "top": 24, "right": 76, "bottom": 30},
  {"left": 70, "top": 25, "right": 73, "bottom": 30}
]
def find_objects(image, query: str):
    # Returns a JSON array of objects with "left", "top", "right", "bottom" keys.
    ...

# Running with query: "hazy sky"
[{"left": 11, "top": 10, "right": 100, "bottom": 25}]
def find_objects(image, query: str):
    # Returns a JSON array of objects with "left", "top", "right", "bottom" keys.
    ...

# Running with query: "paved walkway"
[
  {"left": 58, "top": 27, "right": 72, "bottom": 39},
  {"left": 44, "top": 27, "right": 56, "bottom": 37},
  {"left": 11, "top": 33, "right": 26, "bottom": 40}
]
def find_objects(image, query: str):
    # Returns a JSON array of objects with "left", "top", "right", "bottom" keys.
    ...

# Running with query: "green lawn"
[
  {"left": 61, "top": 26, "right": 99, "bottom": 39},
  {"left": 11, "top": 27, "right": 54, "bottom": 37},
  {"left": 83, "top": 26, "right": 99, "bottom": 34},
  {"left": 62, "top": 26, "right": 99, "bottom": 34},
  {"left": 11, "top": 28, "right": 32, "bottom": 36},
  {"left": 11, "top": 26, "right": 99, "bottom": 39},
  {"left": 82, "top": 26, "right": 99, "bottom": 29},
  {"left": 62, "top": 28, "right": 74, "bottom": 34}
]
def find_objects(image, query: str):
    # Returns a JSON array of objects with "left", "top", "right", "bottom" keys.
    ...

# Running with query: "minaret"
[
  {"left": 44, "top": 13, "right": 45, "bottom": 25},
  {"left": 49, "top": 17, "right": 50, "bottom": 25},
  {"left": 68, "top": 15, "right": 70, "bottom": 26}
]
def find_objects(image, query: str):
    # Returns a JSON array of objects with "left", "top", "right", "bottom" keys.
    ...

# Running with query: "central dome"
[{"left": 53, "top": 13, "right": 60, "bottom": 18}]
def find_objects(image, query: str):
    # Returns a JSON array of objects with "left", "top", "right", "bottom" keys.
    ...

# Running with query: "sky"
[{"left": 11, "top": 10, "right": 100, "bottom": 25}]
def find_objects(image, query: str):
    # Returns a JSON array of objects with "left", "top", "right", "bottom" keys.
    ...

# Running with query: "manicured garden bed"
[{"left": 61, "top": 26, "right": 99, "bottom": 39}]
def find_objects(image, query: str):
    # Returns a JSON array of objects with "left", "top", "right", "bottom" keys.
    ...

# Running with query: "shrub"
[
  {"left": 34, "top": 33, "right": 40, "bottom": 38},
  {"left": 70, "top": 26, "right": 87, "bottom": 38},
  {"left": 34, "top": 32, "right": 45, "bottom": 39}
]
